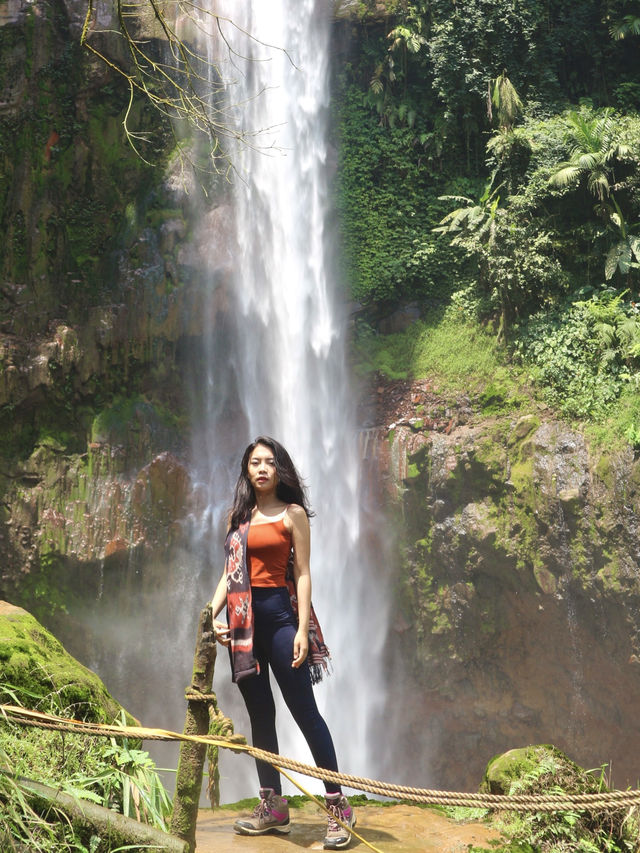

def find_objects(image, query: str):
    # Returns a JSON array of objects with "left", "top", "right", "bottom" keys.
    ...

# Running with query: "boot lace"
[
  {"left": 326, "top": 801, "right": 344, "bottom": 833},
  {"left": 253, "top": 797, "right": 271, "bottom": 819}
]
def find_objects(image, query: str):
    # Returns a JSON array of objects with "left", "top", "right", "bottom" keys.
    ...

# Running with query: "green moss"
[
  {"left": 479, "top": 381, "right": 525, "bottom": 415},
  {"left": 597, "top": 556, "right": 622, "bottom": 593},
  {"left": 406, "top": 462, "right": 420, "bottom": 479},
  {"left": 0, "top": 603, "right": 136, "bottom": 724},
  {"left": 482, "top": 745, "right": 563, "bottom": 793},
  {"left": 145, "top": 207, "right": 184, "bottom": 227},
  {"left": 594, "top": 452, "right": 615, "bottom": 490},
  {"left": 508, "top": 415, "right": 540, "bottom": 445},
  {"left": 90, "top": 394, "right": 183, "bottom": 448},
  {"left": 533, "top": 565, "right": 557, "bottom": 595}
]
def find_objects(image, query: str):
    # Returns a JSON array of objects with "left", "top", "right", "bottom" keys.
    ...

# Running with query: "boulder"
[
  {"left": 0, "top": 600, "right": 135, "bottom": 723},
  {"left": 481, "top": 744, "right": 585, "bottom": 795}
]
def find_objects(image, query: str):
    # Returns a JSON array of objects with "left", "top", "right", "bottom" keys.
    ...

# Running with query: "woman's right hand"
[{"left": 213, "top": 620, "right": 231, "bottom": 647}]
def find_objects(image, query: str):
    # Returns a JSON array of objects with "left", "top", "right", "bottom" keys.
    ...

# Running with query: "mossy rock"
[
  {"left": 0, "top": 600, "right": 137, "bottom": 724},
  {"left": 480, "top": 745, "right": 587, "bottom": 794}
]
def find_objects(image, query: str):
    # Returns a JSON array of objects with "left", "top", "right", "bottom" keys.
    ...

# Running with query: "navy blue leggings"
[{"left": 236, "top": 586, "right": 340, "bottom": 795}]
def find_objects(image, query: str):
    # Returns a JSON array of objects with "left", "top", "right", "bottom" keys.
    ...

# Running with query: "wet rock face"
[
  {"left": 0, "top": 0, "right": 228, "bottom": 342},
  {"left": 376, "top": 400, "right": 640, "bottom": 791},
  {"left": 0, "top": 0, "right": 231, "bottom": 622}
]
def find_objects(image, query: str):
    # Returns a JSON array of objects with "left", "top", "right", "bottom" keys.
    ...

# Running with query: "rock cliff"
[{"left": 365, "top": 377, "right": 640, "bottom": 789}]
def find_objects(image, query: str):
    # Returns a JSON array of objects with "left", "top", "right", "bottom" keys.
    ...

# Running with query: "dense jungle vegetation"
[{"left": 337, "top": 0, "right": 640, "bottom": 445}]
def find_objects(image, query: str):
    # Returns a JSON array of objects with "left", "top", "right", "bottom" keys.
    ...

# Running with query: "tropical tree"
[
  {"left": 433, "top": 181, "right": 502, "bottom": 245},
  {"left": 548, "top": 108, "right": 630, "bottom": 203},
  {"left": 549, "top": 108, "right": 637, "bottom": 282},
  {"left": 610, "top": 0, "right": 640, "bottom": 40},
  {"left": 488, "top": 70, "right": 523, "bottom": 130},
  {"left": 485, "top": 74, "right": 529, "bottom": 194}
]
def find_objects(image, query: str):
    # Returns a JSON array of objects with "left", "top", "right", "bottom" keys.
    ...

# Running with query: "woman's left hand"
[
  {"left": 292, "top": 629, "right": 309, "bottom": 668},
  {"left": 213, "top": 620, "right": 231, "bottom": 647}
]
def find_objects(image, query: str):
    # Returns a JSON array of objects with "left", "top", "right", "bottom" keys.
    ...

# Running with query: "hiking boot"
[
  {"left": 233, "top": 787, "right": 290, "bottom": 835},
  {"left": 323, "top": 792, "right": 356, "bottom": 849}
]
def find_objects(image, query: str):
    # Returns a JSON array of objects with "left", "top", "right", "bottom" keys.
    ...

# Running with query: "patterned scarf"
[
  {"left": 285, "top": 554, "right": 332, "bottom": 685},
  {"left": 225, "top": 521, "right": 332, "bottom": 684}
]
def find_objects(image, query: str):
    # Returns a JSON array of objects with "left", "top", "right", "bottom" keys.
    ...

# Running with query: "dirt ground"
[{"left": 195, "top": 802, "right": 502, "bottom": 852}]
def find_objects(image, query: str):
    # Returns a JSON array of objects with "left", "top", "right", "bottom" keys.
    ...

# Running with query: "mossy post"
[{"left": 170, "top": 604, "right": 217, "bottom": 851}]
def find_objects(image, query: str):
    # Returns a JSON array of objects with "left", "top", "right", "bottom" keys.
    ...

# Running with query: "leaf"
[
  {"left": 61, "top": 785, "right": 105, "bottom": 805},
  {"left": 605, "top": 243, "right": 623, "bottom": 280},
  {"left": 619, "top": 243, "right": 633, "bottom": 275},
  {"left": 549, "top": 164, "right": 581, "bottom": 189}
]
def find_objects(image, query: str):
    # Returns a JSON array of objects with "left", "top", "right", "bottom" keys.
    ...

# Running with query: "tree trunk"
[{"left": 170, "top": 603, "right": 217, "bottom": 852}]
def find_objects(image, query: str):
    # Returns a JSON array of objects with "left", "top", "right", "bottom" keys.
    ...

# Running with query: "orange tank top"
[{"left": 247, "top": 517, "right": 292, "bottom": 588}]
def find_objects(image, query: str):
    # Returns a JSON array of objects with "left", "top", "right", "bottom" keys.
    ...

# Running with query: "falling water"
[{"left": 188, "top": 0, "right": 389, "bottom": 801}]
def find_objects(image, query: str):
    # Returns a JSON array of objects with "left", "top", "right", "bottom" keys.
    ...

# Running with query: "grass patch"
[
  {"left": 354, "top": 307, "right": 528, "bottom": 401},
  {"left": 410, "top": 316, "right": 506, "bottom": 391},
  {"left": 219, "top": 793, "right": 396, "bottom": 810},
  {"left": 584, "top": 383, "right": 640, "bottom": 451},
  {"left": 444, "top": 805, "right": 491, "bottom": 822},
  {"left": 354, "top": 301, "right": 640, "bottom": 449},
  {"left": 0, "top": 699, "right": 172, "bottom": 851}
]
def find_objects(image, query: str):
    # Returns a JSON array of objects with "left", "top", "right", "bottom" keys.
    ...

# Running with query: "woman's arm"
[
  {"left": 288, "top": 505, "right": 311, "bottom": 668},
  {"left": 210, "top": 570, "right": 230, "bottom": 646}
]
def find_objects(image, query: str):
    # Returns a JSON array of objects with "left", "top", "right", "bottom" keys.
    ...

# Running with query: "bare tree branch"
[{"left": 80, "top": 0, "right": 295, "bottom": 176}]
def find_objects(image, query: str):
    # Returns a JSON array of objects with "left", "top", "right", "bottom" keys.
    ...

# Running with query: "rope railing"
[{"left": 3, "top": 703, "right": 640, "bottom": 813}]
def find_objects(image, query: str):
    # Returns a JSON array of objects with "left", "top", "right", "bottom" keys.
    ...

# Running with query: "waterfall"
[{"left": 188, "top": 0, "right": 389, "bottom": 801}]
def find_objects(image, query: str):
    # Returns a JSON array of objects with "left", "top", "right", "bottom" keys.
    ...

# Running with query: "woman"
[{"left": 210, "top": 436, "right": 356, "bottom": 850}]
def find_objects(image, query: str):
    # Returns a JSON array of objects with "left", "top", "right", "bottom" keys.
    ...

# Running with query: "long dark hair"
[{"left": 228, "top": 436, "right": 315, "bottom": 530}]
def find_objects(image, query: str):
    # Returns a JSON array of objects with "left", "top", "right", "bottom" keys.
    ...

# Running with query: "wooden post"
[{"left": 170, "top": 604, "right": 217, "bottom": 852}]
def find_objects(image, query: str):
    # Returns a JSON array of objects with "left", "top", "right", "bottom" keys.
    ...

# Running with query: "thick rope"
[{"left": 2, "top": 704, "right": 640, "bottom": 813}]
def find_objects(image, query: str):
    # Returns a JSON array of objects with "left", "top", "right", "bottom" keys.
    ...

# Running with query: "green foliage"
[
  {"left": 0, "top": 687, "right": 172, "bottom": 851},
  {"left": 340, "top": 5, "right": 640, "bottom": 423},
  {"left": 354, "top": 305, "right": 513, "bottom": 394},
  {"left": 0, "top": 769, "right": 84, "bottom": 853},
  {"left": 79, "top": 718, "right": 172, "bottom": 829},
  {"left": 610, "top": 7, "right": 640, "bottom": 40},
  {"left": 374, "top": 0, "right": 635, "bottom": 172},
  {"left": 514, "top": 289, "right": 640, "bottom": 421},
  {"left": 514, "top": 303, "right": 620, "bottom": 419},
  {"left": 488, "top": 749, "right": 638, "bottom": 853},
  {"left": 444, "top": 805, "right": 490, "bottom": 822},
  {"left": 435, "top": 186, "right": 568, "bottom": 334},
  {"left": 336, "top": 80, "right": 462, "bottom": 303},
  {"left": 490, "top": 72, "right": 524, "bottom": 130},
  {"left": 545, "top": 106, "right": 639, "bottom": 290}
]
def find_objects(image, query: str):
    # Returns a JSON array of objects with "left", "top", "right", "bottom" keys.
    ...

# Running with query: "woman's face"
[{"left": 247, "top": 443, "right": 278, "bottom": 495}]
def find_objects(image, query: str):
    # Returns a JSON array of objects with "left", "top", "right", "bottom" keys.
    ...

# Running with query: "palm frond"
[
  {"left": 549, "top": 164, "right": 581, "bottom": 188},
  {"left": 587, "top": 172, "right": 610, "bottom": 200},
  {"left": 575, "top": 152, "right": 601, "bottom": 171}
]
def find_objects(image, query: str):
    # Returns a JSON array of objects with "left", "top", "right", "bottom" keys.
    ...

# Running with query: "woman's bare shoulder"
[{"left": 285, "top": 503, "right": 309, "bottom": 526}]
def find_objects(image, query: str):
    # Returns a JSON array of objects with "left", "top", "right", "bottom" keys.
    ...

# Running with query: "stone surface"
[{"left": 195, "top": 803, "right": 501, "bottom": 852}]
